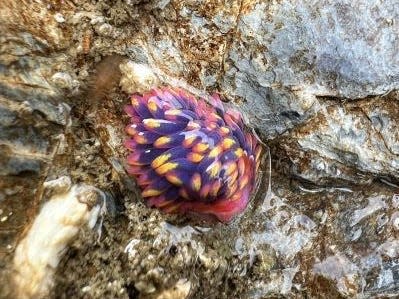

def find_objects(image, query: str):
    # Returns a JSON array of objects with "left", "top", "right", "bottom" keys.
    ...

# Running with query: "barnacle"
[{"left": 124, "top": 87, "right": 261, "bottom": 222}]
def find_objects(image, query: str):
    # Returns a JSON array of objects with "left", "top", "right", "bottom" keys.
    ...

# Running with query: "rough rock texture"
[
  {"left": 0, "top": 0, "right": 398, "bottom": 298},
  {"left": 0, "top": 2, "right": 74, "bottom": 297},
  {"left": 280, "top": 92, "right": 399, "bottom": 185}
]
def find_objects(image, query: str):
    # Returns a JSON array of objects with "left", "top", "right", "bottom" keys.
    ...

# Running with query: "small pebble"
[
  {"left": 51, "top": 72, "right": 73, "bottom": 89},
  {"left": 392, "top": 212, "right": 399, "bottom": 230},
  {"left": 54, "top": 13, "right": 65, "bottom": 23}
]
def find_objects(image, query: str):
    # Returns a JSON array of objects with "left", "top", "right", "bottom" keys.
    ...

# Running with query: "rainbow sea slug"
[{"left": 124, "top": 87, "right": 261, "bottom": 222}]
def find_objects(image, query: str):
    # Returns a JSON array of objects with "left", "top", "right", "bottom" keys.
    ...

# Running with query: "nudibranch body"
[{"left": 124, "top": 87, "right": 261, "bottom": 222}]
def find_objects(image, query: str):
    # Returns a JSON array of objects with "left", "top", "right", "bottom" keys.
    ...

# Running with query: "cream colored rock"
[
  {"left": 13, "top": 178, "right": 103, "bottom": 299},
  {"left": 120, "top": 61, "right": 159, "bottom": 94},
  {"left": 154, "top": 279, "right": 191, "bottom": 299}
]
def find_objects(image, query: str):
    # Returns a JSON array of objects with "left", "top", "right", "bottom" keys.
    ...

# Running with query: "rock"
[
  {"left": 13, "top": 179, "right": 103, "bottom": 299},
  {"left": 119, "top": 61, "right": 159, "bottom": 94},
  {"left": 1, "top": 0, "right": 399, "bottom": 298},
  {"left": 0, "top": 2, "right": 73, "bottom": 295},
  {"left": 279, "top": 92, "right": 399, "bottom": 185},
  {"left": 222, "top": 0, "right": 399, "bottom": 136},
  {"left": 152, "top": 279, "right": 191, "bottom": 299}
]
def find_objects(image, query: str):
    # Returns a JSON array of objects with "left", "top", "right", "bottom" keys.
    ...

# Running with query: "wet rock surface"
[
  {"left": 0, "top": 0, "right": 398, "bottom": 298},
  {"left": 279, "top": 92, "right": 399, "bottom": 185}
]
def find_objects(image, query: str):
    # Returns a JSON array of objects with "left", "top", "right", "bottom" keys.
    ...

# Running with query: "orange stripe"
[
  {"left": 134, "top": 134, "right": 147, "bottom": 144},
  {"left": 155, "top": 162, "right": 178, "bottom": 175},
  {"left": 154, "top": 136, "right": 170, "bottom": 147},
  {"left": 234, "top": 148, "right": 244, "bottom": 158},
  {"left": 210, "top": 180, "right": 222, "bottom": 197},
  {"left": 191, "top": 173, "right": 201, "bottom": 192},
  {"left": 207, "top": 161, "right": 221, "bottom": 178},
  {"left": 183, "top": 136, "right": 197, "bottom": 147},
  {"left": 188, "top": 152, "right": 204, "bottom": 163},
  {"left": 222, "top": 138, "right": 235, "bottom": 150},
  {"left": 208, "top": 145, "right": 222, "bottom": 158},
  {"left": 148, "top": 101, "right": 158, "bottom": 112},
  {"left": 192, "top": 142, "right": 209, "bottom": 153},
  {"left": 142, "top": 189, "right": 163, "bottom": 197},
  {"left": 131, "top": 96, "right": 139, "bottom": 107},
  {"left": 165, "top": 173, "right": 183, "bottom": 186},
  {"left": 151, "top": 153, "right": 171, "bottom": 168},
  {"left": 143, "top": 119, "right": 160, "bottom": 128}
]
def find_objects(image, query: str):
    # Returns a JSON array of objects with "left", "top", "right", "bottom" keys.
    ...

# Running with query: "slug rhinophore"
[{"left": 124, "top": 87, "right": 261, "bottom": 222}]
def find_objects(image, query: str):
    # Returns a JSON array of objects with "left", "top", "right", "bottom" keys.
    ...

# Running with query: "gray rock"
[
  {"left": 223, "top": 0, "right": 399, "bottom": 136},
  {"left": 0, "top": 3, "right": 73, "bottom": 297},
  {"left": 280, "top": 93, "right": 399, "bottom": 184},
  {"left": 1, "top": 0, "right": 399, "bottom": 298}
]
